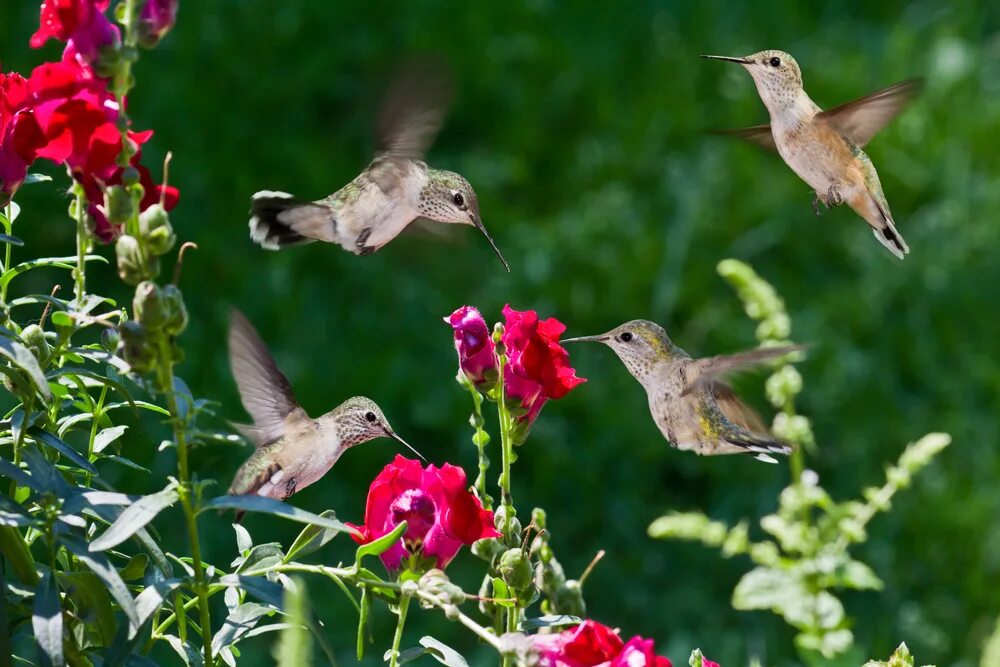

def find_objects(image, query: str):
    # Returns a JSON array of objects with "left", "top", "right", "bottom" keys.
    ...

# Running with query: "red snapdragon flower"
[
  {"left": 502, "top": 304, "right": 585, "bottom": 439},
  {"left": 347, "top": 456, "right": 500, "bottom": 573},
  {"left": 31, "top": 0, "right": 120, "bottom": 68},
  {"left": 531, "top": 620, "right": 672, "bottom": 667},
  {"left": 0, "top": 72, "right": 46, "bottom": 204},
  {"left": 138, "top": 0, "right": 179, "bottom": 47},
  {"left": 446, "top": 306, "right": 499, "bottom": 391}
]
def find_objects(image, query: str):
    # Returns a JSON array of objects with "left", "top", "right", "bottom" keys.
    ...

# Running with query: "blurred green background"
[{"left": 4, "top": 1, "right": 1000, "bottom": 665}]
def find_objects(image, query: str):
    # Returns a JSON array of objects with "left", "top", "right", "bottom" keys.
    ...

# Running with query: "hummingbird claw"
[
  {"left": 827, "top": 184, "right": 843, "bottom": 207},
  {"left": 812, "top": 193, "right": 823, "bottom": 216}
]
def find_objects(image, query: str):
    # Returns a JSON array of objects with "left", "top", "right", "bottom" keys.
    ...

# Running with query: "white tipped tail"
[{"left": 249, "top": 190, "right": 336, "bottom": 249}]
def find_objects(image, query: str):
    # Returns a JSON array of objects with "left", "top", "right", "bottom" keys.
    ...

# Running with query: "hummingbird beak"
[
  {"left": 562, "top": 334, "right": 611, "bottom": 344},
  {"left": 472, "top": 215, "right": 511, "bottom": 272},
  {"left": 700, "top": 54, "right": 753, "bottom": 65},
  {"left": 384, "top": 427, "right": 426, "bottom": 462}
]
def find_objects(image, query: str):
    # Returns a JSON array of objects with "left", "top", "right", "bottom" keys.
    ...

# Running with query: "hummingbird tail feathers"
[
  {"left": 858, "top": 191, "right": 909, "bottom": 259},
  {"left": 249, "top": 191, "right": 333, "bottom": 250},
  {"left": 724, "top": 431, "right": 792, "bottom": 464},
  {"left": 871, "top": 222, "right": 909, "bottom": 260}
]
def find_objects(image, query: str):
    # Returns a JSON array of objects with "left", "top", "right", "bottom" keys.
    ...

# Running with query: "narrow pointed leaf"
[
  {"left": 135, "top": 578, "right": 183, "bottom": 626},
  {"left": 355, "top": 520, "right": 407, "bottom": 564},
  {"left": 274, "top": 577, "right": 313, "bottom": 667},
  {"left": 90, "top": 484, "right": 179, "bottom": 551},
  {"left": 57, "top": 572, "right": 116, "bottom": 644},
  {"left": 418, "top": 637, "right": 469, "bottom": 667},
  {"left": 30, "top": 428, "right": 98, "bottom": 474},
  {"left": 0, "top": 335, "right": 51, "bottom": 399},
  {"left": 33, "top": 571, "right": 64, "bottom": 667},
  {"left": 93, "top": 425, "right": 128, "bottom": 453},
  {"left": 211, "top": 602, "right": 275, "bottom": 655},
  {"left": 284, "top": 509, "right": 343, "bottom": 562},
  {"left": 61, "top": 536, "right": 140, "bottom": 634},
  {"left": 202, "top": 495, "right": 358, "bottom": 535},
  {"left": 163, "top": 636, "right": 205, "bottom": 667},
  {"left": 23, "top": 173, "right": 52, "bottom": 185},
  {"left": 236, "top": 542, "right": 284, "bottom": 573},
  {"left": 0, "top": 233, "right": 24, "bottom": 246}
]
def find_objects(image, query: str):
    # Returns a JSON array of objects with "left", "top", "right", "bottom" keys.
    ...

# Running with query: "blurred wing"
[
  {"left": 817, "top": 79, "right": 922, "bottom": 147},
  {"left": 228, "top": 309, "right": 304, "bottom": 446},
  {"left": 375, "top": 58, "right": 454, "bottom": 161},
  {"left": 712, "top": 382, "right": 768, "bottom": 434},
  {"left": 682, "top": 345, "right": 806, "bottom": 396},
  {"left": 711, "top": 124, "right": 777, "bottom": 152}
]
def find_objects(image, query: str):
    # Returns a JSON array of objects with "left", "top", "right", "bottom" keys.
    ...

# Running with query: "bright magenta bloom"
[
  {"left": 446, "top": 306, "right": 498, "bottom": 391},
  {"left": 0, "top": 72, "right": 45, "bottom": 204},
  {"left": 502, "top": 304, "right": 586, "bottom": 438},
  {"left": 347, "top": 455, "right": 500, "bottom": 573},
  {"left": 31, "top": 0, "right": 120, "bottom": 68},
  {"left": 531, "top": 620, "right": 673, "bottom": 667},
  {"left": 138, "top": 0, "right": 179, "bottom": 47}
]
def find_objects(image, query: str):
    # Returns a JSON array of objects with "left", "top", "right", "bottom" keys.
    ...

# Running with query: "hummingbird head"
[
  {"left": 564, "top": 320, "right": 685, "bottom": 383},
  {"left": 701, "top": 50, "right": 803, "bottom": 114},
  {"left": 420, "top": 169, "right": 510, "bottom": 271},
  {"left": 331, "top": 397, "right": 425, "bottom": 461}
]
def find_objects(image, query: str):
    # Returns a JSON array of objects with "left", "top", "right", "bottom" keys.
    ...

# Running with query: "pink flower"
[
  {"left": 0, "top": 72, "right": 46, "bottom": 203},
  {"left": 502, "top": 305, "right": 585, "bottom": 440},
  {"left": 31, "top": 0, "right": 120, "bottom": 68},
  {"left": 701, "top": 659, "right": 720, "bottom": 667},
  {"left": 532, "top": 620, "right": 672, "bottom": 667},
  {"left": 138, "top": 0, "right": 179, "bottom": 48},
  {"left": 446, "top": 306, "right": 498, "bottom": 391},
  {"left": 347, "top": 456, "right": 500, "bottom": 573}
]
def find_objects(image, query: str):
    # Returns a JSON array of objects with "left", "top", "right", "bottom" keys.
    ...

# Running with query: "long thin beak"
[
  {"left": 700, "top": 55, "right": 752, "bottom": 64},
  {"left": 473, "top": 217, "right": 510, "bottom": 272},
  {"left": 562, "top": 334, "right": 610, "bottom": 344},
  {"left": 385, "top": 427, "right": 426, "bottom": 462}
]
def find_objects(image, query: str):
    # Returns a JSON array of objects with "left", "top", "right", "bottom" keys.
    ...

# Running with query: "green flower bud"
[
  {"left": 161, "top": 284, "right": 188, "bottom": 336},
  {"left": 499, "top": 548, "right": 533, "bottom": 592},
  {"left": 140, "top": 204, "right": 176, "bottom": 255},
  {"left": 121, "top": 166, "right": 141, "bottom": 186},
  {"left": 105, "top": 185, "right": 135, "bottom": 225},
  {"left": 115, "top": 234, "right": 145, "bottom": 285},
  {"left": 101, "top": 327, "right": 121, "bottom": 353},
  {"left": 21, "top": 324, "right": 50, "bottom": 364},
  {"left": 471, "top": 537, "right": 504, "bottom": 563},
  {"left": 549, "top": 580, "right": 586, "bottom": 617},
  {"left": 133, "top": 281, "right": 168, "bottom": 330},
  {"left": 119, "top": 320, "right": 155, "bottom": 373}
]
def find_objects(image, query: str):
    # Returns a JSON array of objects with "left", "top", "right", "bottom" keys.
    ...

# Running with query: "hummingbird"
[
  {"left": 564, "top": 320, "right": 803, "bottom": 462},
  {"left": 226, "top": 309, "right": 423, "bottom": 519},
  {"left": 248, "top": 60, "right": 510, "bottom": 271},
  {"left": 702, "top": 50, "right": 921, "bottom": 259}
]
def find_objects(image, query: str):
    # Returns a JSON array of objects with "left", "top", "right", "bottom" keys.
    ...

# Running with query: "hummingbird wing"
[
  {"left": 817, "top": 79, "right": 922, "bottom": 148},
  {"left": 374, "top": 58, "right": 454, "bottom": 162},
  {"left": 228, "top": 309, "right": 306, "bottom": 447},
  {"left": 710, "top": 124, "right": 777, "bottom": 152},
  {"left": 711, "top": 382, "right": 768, "bottom": 434},
  {"left": 681, "top": 345, "right": 806, "bottom": 396}
]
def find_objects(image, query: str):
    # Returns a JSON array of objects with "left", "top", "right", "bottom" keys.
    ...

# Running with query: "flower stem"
[
  {"left": 156, "top": 338, "right": 212, "bottom": 667},
  {"left": 495, "top": 351, "right": 515, "bottom": 540},
  {"left": 462, "top": 376, "right": 493, "bottom": 510},
  {"left": 388, "top": 592, "right": 411, "bottom": 667},
  {"left": 73, "top": 188, "right": 87, "bottom": 306}
]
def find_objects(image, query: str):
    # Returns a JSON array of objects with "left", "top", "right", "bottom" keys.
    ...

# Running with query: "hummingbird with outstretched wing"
[
  {"left": 248, "top": 60, "right": 509, "bottom": 270},
  {"left": 703, "top": 50, "right": 921, "bottom": 259},
  {"left": 226, "top": 309, "right": 423, "bottom": 520},
  {"left": 566, "top": 320, "right": 804, "bottom": 462}
]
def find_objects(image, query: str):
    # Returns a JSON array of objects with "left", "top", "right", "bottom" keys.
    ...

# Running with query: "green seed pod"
[
  {"left": 161, "top": 284, "right": 188, "bottom": 336},
  {"left": 499, "top": 548, "right": 533, "bottom": 592},
  {"left": 140, "top": 204, "right": 176, "bottom": 255},
  {"left": 119, "top": 320, "right": 155, "bottom": 373},
  {"left": 20, "top": 324, "right": 50, "bottom": 364},
  {"left": 115, "top": 234, "right": 144, "bottom": 285},
  {"left": 101, "top": 327, "right": 121, "bottom": 353},
  {"left": 133, "top": 281, "right": 168, "bottom": 330},
  {"left": 105, "top": 185, "right": 135, "bottom": 225},
  {"left": 550, "top": 579, "right": 586, "bottom": 618}
]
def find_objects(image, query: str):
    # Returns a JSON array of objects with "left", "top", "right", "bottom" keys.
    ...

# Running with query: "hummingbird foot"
[
  {"left": 826, "top": 183, "right": 844, "bottom": 207},
  {"left": 812, "top": 193, "right": 824, "bottom": 216}
]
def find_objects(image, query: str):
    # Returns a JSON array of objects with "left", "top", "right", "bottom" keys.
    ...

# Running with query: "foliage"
[{"left": 863, "top": 642, "right": 934, "bottom": 667}]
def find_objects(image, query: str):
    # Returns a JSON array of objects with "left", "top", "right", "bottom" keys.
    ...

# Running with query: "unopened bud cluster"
[
  {"left": 115, "top": 201, "right": 176, "bottom": 285},
  {"left": 530, "top": 508, "right": 585, "bottom": 618},
  {"left": 118, "top": 281, "right": 187, "bottom": 373}
]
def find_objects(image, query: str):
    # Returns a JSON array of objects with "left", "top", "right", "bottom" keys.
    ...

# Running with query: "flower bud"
[
  {"left": 104, "top": 185, "right": 135, "bottom": 225},
  {"left": 161, "top": 284, "right": 188, "bottom": 336},
  {"left": 133, "top": 281, "right": 167, "bottom": 330},
  {"left": 140, "top": 204, "right": 176, "bottom": 255},
  {"left": 493, "top": 505, "right": 521, "bottom": 543},
  {"left": 21, "top": 324, "right": 50, "bottom": 364},
  {"left": 137, "top": 0, "right": 179, "bottom": 49},
  {"left": 549, "top": 580, "right": 586, "bottom": 617},
  {"left": 499, "top": 548, "right": 533, "bottom": 592},
  {"left": 115, "top": 234, "right": 144, "bottom": 285},
  {"left": 121, "top": 166, "right": 141, "bottom": 186},
  {"left": 101, "top": 327, "right": 121, "bottom": 353},
  {"left": 119, "top": 320, "right": 156, "bottom": 373},
  {"left": 471, "top": 537, "right": 504, "bottom": 563}
]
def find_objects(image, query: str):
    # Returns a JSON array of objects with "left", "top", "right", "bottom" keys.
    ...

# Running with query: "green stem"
[
  {"left": 73, "top": 188, "right": 87, "bottom": 306},
  {"left": 13, "top": 395, "right": 35, "bottom": 467},
  {"left": 1, "top": 204, "right": 12, "bottom": 299},
  {"left": 462, "top": 375, "right": 493, "bottom": 510},
  {"left": 495, "top": 351, "right": 515, "bottom": 540},
  {"left": 83, "top": 385, "right": 108, "bottom": 487},
  {"left": 388, "top": 593, "right": 411, "bottom": 667},
  {"left": 157, "top": 338, "right": 212, "bottom": 667}
]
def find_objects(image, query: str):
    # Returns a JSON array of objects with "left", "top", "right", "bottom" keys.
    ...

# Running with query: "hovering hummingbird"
[
  {"left": 702, "top": 50, "right": 921, "bottom": 259},
  {"left": 565, "top": 320, "right": 803, "bottom": 462},
  {"left": 248, "top": 60, "right": 510, "bottom": 271},
  {"left": 226, "top": 309, "right": 423, "bottom": 519}
]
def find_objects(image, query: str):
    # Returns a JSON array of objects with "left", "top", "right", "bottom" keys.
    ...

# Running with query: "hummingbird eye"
[
  {"left": 769, "top": 57, "right": 781, "bottom": 67},
  {"left": 619, "top": 332, "right": 633, "bottom": 343},
  {"left": 364, "top": 411, "right": 377, "bottom": 423},
  {"left": 452, "top": 192, "right": 465, "bottom": 208}
]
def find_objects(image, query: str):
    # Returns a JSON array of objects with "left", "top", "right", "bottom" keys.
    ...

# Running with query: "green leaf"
[
  {"left": 732, "top": 566, "right": 808, "bottom": 615},
  {"left": 0, "top": 233, "right": 24, "bottom": 246},
  {"left": 30, "top": 428, "right": 98, "bottom": 474},
  {"left": 0, "top": 456, "right": 42, "bottom": 493},
  {"left": 211, "top": 602, "right": 275, "bottom": 656},
  {"left": 0, "top": 334, "right": 52, "bottom": 400},
  {"left": 0, "top": 255, "right": 107, "bottom": 290},
  {"left": 90, "top": 484, "right": 179, "bottom": 551},
  {"left": 163, "top": 635, "right": 205, "bottom": 667},
  {"left": 57, "top": 571, "right": 116, "bottom": 645},
  {"left": 354, "top": 520, "right": 407, "bottom": 565},
  {"left": 119, "top": 554, "right": 149, "bottom": 581},
  {"left": 216, "top": 574, "right": 285, "bottom": 608},
  {"left": 93, "top": 425, "right": 128, "bottom": 453},
  {"left": 22, "top": 173, "right": 52, "bottom": 185},
  {"left": 0, "top": 497, "right": 33, "bottom": 528},
  {"left": 33, "top": 571, "right": 64, "bottom": 667},
  {"left": 520, "top": 615, "right": 583, "bottom": 631},
  {"left": 201, "top": 495, "right": 358, "bottom": 536},
  {"left": 284, "top": 509, "right": 343, "bottom": 562},
  {"left": 233, "top": 523, "right": 253, "bottom": 554},
  {"left": 236, "top": 542, "right": 285, "bottom": 573},
  {"left": 61, "top": 536, "right": 140, "bottom": 635},
  {"left": 6, "top": 201, "right": 21, "bottom": 223},
  {"left": 834, "top": 559, "right": 883, "bottom": 591},
  {"left": 417, "top": 637, "right": 469, "bottom": 667},
  {"left": 134, "top": 578, "right": 182, "bottom": 627}
]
